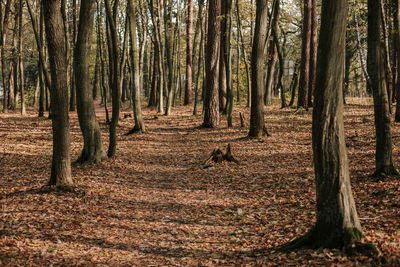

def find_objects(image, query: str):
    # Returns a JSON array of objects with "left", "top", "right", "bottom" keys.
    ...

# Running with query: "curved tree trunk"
[
  {"left": 43, "top": 0, "right": 72, "bottom": 187},
  {"left": 368, "top": 0, "right": 398, "bottom": 175},
  {"left": 74, "top": 0, "right": 107, "bottom": 163},
  {"left": 249, "top": 0, "right": 268, "bottom": 138},
  {"left": 281, "top": 0, "right": 363, "bottom": 250}
]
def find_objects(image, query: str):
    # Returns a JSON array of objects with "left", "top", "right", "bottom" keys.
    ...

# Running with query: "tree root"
[
  {"left": 372, "top": 164, "right": 399, "bottom": 178},
  {"left": 278, "top": 227, "right": 377, "bottom": 257}
]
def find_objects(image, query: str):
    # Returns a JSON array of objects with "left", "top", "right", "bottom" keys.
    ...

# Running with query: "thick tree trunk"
[
  {"left": 281, "top": 0, "right": 363, "bottom": 250},
  {"left": 368, "top": 0, "right": 398, "bottom": 175},
  {"left": 74, "top": 0, "right": 107, "bottom": 163},
  {"left": 297, "top": 0, "right": 311, "bottom": 109},
  {"left": 43, "top": 0, "right": 72, "bottom": 187},
  {"left": 127, "top": 0, "right": 146, "bottom": 134},
  {"left": 203, "top": 0, "right": 221, "bottom": 128},
  {"left": 249, "top": 0, "right": 268, "bottom": 138}
]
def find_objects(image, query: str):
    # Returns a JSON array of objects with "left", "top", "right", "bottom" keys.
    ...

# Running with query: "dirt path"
[{"left": 1, "top": 102, "right": 399, "bottom": 265}]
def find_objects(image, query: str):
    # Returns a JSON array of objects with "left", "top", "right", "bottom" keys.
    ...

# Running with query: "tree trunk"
[
  {"left": 224, "top": 0, "right": 233, "bottom": 127},
  {"left": 368, "top": 0, "right": 398, "bottom": 175},
  {"left": 308, "top": 0, "right": 317, "bottom": 107},
  {"left": 43, "top": 0, "right": 73, "bottom": 187},
  {"left": 75, "top": 0, "right": 107, "bottom": 163},
  {"left": 0, "top": 0, "right": 11, "bottom": 113},
  {"left": 105, "top": 0, "right": 121, "bottom": 158},
  {"left": 297, "top": 0, "right": 311, "bottom": 109},
  {"left": 18, "top": 0, "right": 25, "bottom": 115},
  {"left": 394, "top": 0, "right": 400, "bottom": 122},
  {"left": 281, "top": 0, "right": 363, "bottom": 250},
  {"left": 184, "top": 0, "right": 193, "bottom": 105},
  {"left": 203, "top": 0, "right": 221, "bottom": 128},
  {"left": 249, "top": 0, "right": 268, "bottom": 138},
  {"left": 219, "top": 1, "right": 228, "bottom": 113},
  {"left": 127, "top": 0, "right": 146, "bottom": 134}
]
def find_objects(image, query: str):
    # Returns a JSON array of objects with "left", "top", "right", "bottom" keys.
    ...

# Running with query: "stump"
[{"left": 204, "top": 144, "right": 239, "bottom": 168}]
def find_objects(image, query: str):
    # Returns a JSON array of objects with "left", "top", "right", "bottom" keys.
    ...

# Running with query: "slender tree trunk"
[
  {"left": 75, "top": 0, "right": 107, "bottom": 163},
  {"left": 184, "top": 0, "right": 193, "bottom": 105},
  {"left": 127, "top": 0, "right": 146, "bottom": 134},
  {"left": 203, "top": 0, "right": 221, "bottom": 128},
  {"left": 43, "top": 0, "right": 73, "bottom": 187},
  {"left": 288, "top": 61, "right": 300, "bottom": 107},
  {"left": 193, "top": 5, "right": 204, "bottom": 115},
  {"left": 395, "top": 0, "right": 400, "bottom": 122},
  {"left": 18, "top": 0, "right": 25, "bottom": 115},
  {"left": 0, "top": 0, "right": 11, "bottom": 113},
  {"left": 368, "top": 0, "right": 398, "bottom": 175},
  {"left": 224, "top": 0, "right": 233, "bottom": 127},
  {"left": 105, "top": 0, "right": 121, "bottom": 158},
  {"left": 308, "top": 0, "right": 317, "bottom": 107},
  {"left": 249, "top": 0, "right": 268, "bottom": 137},
  {"left": 281, "top": 0, "right": 363, "bottom": 250},
  {"left": 380, "top": 0, "right": 393, "bottom": 112},
  {"left": 298, "top": 0, "right": 311, "bottom": 109}
]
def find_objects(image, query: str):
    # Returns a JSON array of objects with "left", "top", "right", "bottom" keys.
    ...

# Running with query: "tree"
[
  {"left": 0, "top": 0, "right": 12, "bottom": 113},
  {"left": 394, "top": 0, "right": 400, "bottom": 122},
  {"left": 42, "top": 0, "right": 72, "bottom": 186},
  {"left": 74, "top": 0, "right": 107, "bottom": 163},
  {"left": 127, "top": 0, "right": 146, "bottom": 134},
  {"left": 367, "top": 0, "right": 398, "bottom": 176},
  {"left": 203, "top": 0, "right": 221, "bottom": 128},
  {"left": 297, "top": 0, "right": 311, "bottom": 109},
  {"left": 184, "top": 0, "right": 193, "bottom": 105},
  {"left": 249, "top": 0, "right": 268, "bottom": 138},
  {"left": 281, "top": 0, "right": 364, "bottom": 250}
]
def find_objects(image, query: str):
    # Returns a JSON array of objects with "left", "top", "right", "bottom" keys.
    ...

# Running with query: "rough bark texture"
[
  {"left": 368, "top": 0, "right": 398, "bottom": 175},
  {"left": 219, "top": 1, "right": 228, "bottom": 112},
  {"left": 184, "top": 0, "right": 193, "bottom": 105},
  {"left": 203, "top": 0, "right": 220, "bottom": 128},
  {"left": 281, "top": 0, "right": 363, "bottom": 250},
  {"left": 249, "top": 0, "right": 268, "bottom": 138},
  {"left": 74, "top": 0, "right": 107, "bottom": 163},
  {"left": 297, "top": 0, "right": 311, "bottom": 109},
  {"left": 127, "top": 0, "right": 146, "bottom": 134},
  {"left": 43, "top": 0, "right": 73, "bottom": 187}
]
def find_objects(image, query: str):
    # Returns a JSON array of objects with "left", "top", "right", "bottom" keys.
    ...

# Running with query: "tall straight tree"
[
  {"left": 297, "top": 0, "right": 311, "bottom": 109},
  {"left": 104, "top": 0, "right": 121, "bottom": 157},
  {"left": 74, "top": 0, "right": 107, "bottom": 163},
  {"left": 281, "top": 0, "right": 363, "bottom": 250},
  {"left": 0, "top": 0, "right": 12, "bottom": 113},
  {"left": 203, "top": 0, "right": 220, "bottom": 128},
  {"left": 18, "top": 0, "right": 25, "bottom": 115},
  {"left": 368, "top": 0, "right": 398, "bottom": 175},
  {"left": 308, "top": 0, "right": 317, "bottom": 107},
  {"left": 42, "top": 0, "right": 72, "bottom": 186},
  {"left": 249, "top": 0, "right": 268, "bottom": 137},
  {"left": 127, "top": 0, "right": 146, "bottom": 134},
  {"left": 395, "top": 0, "right": 400, "bottom": 122},
  {"left": 184, "top": 0, "right": 193, "bottom": 105}
]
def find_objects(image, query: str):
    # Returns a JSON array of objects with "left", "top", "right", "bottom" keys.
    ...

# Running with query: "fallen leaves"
[{"left": 0, "top": 99, "right": 399, "bottom": 265}]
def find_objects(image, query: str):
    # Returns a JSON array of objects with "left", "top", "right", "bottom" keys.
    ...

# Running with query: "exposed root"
[{"left": 203, "top": 144, "right": 240, "bottom": 168}]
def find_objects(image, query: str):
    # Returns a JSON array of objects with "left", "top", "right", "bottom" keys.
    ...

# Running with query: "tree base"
[
  {"left": 125, "top": 127, "right": 146, "bottom": 135},
  {"left": 203, "top": 144, "right": 239, "bottom": 167},
  {"left": 372, "top": 164, "right": 399, "bottom": 178},
  {"left": 278, "top": 227, "right": 377, "bottom": 257}
]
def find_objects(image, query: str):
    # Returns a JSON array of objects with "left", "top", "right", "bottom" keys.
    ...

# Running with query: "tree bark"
[
  {"left": 203, "top": 0, "right": 220, "bottom": 128},
  {"left": 368, "top": 0, "right": 398, "bottom": 175},
  {"left": 43, "top": 0, "right": 73, "bottom": 187},
  {"left": 127, "top": 0, "right": 146, "bottom": 134},
  {"left": 74, "top": 0, "right": 107, "bottom": 163},
  {"left": 281, "top": 0, "right": 363, "bottom": 250},
  {"left": 184, "top": 0, "right": 193, "bottom": 105},
  {"left": 308, "top": 0, "right": 317, "bottom": 107},
  {"left": 297, "top": 0, "right": 311, "bottom": 109},
  {"left": 249, "top": 0, "right": 268, "bottom": 138},
  {"left": 394, "top": 0, "right": 400, "bottom": 122}
]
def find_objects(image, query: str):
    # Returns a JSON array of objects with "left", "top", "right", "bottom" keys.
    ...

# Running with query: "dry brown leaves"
[{"left": 0, "top": 98, "right": 399, "bottom": 266}]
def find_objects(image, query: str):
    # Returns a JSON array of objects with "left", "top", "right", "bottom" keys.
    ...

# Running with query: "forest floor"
[{"left": 1, "top": 98, "right": 399, "bottom": 266}]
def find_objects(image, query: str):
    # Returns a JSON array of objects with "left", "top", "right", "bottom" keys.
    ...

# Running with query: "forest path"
[{"left": 1, "top": 100, "right": 399, "bottom": 265}]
